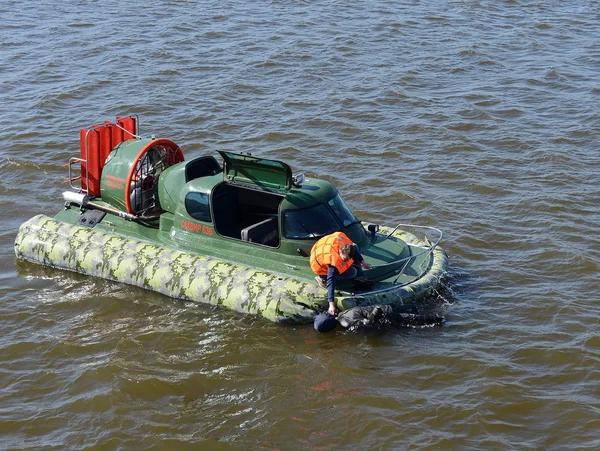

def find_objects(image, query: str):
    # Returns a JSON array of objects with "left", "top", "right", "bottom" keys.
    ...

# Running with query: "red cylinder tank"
[
  {"left": 79, "top": 126, "right": 101, "bottom": 196},
  {"left": 117, "top": 116, "right": 137, "bottom": 140},
  {"left": 78, "top": 116, "right": 138, "bottom": 197}
]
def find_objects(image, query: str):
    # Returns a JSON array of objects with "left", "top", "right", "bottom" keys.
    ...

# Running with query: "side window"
[{"left": 185, "top": 192, "right": 211, "bottom": 222}]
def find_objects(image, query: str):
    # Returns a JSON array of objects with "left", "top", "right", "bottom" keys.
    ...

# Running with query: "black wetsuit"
[
  {"left": 337, "top": 305, "right": 444, "bottom": 331},
  {"left": 337, "top": 305, "right": 393, "bottom": 330}
]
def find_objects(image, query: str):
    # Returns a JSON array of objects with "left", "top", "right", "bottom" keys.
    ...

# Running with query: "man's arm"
[
  {"left": 326, "top": 265, "right": 338, "bottom": 315},
  {"left": 352, "top": 244, "right": 372, "bottom": 270}
]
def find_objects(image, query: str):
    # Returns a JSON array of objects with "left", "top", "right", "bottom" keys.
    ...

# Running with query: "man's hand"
[
  {"left": 361, "top": 261, "right": 373, "bottom": 270},
  {"left": 328, "top": 302, "right": 336, "bottom": 315}
]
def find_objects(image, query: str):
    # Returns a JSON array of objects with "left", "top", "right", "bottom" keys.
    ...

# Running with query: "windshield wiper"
[{"left": 293, "top": 217, "right": 316, "bottom": 237}]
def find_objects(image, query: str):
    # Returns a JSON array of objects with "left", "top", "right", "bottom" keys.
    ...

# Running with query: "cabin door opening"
[{"left": 211, "top": 183, "right": 283, "bottom": 247}]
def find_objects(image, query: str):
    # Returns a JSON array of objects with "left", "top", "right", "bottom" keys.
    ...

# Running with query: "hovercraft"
[{"left": 14, "top": 116, "right": 448, "bottom": 323}]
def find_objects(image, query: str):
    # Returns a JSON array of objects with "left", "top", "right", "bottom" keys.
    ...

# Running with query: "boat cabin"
[{"left": 158, "top": 150, "right": 369, "bottom": 255}]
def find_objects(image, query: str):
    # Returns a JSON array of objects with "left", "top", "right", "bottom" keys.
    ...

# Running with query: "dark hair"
[{"left": 339, "top": 243, "right": 355, "bottom": 260}]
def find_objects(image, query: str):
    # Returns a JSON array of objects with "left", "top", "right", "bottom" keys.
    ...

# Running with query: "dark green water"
[{"left": 1, "top": 1, "right": 599, "bottom": 449}]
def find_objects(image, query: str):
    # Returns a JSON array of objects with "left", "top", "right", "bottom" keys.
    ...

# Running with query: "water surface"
[{"left": 1, "top": 1, "right": 599, "bottom": 449}]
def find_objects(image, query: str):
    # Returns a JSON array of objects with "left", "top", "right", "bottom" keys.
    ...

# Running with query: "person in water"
[
  {"left": 309, "top": 231, "right": 373, "bottom": 315},
  {"left": 314, "top": 305, "right": 392, "bottom": 332},
  {"left": 314, "top": 305, "right": 444, "bottom": 333}
]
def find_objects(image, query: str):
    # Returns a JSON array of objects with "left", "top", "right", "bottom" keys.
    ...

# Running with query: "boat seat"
[{"left": 241, "top": 217, "right": 279, "bottom": 247}]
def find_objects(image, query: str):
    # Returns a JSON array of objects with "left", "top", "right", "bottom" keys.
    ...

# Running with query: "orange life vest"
[{"left": 310, "top": 232, "right": 355, "bottom": 276}]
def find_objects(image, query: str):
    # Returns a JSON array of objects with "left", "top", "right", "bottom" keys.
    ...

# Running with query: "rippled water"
[{"left": 1, "top": 1, "right": 599, "bottom": 449}]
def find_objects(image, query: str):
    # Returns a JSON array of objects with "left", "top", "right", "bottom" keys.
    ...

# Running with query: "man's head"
[{"left": 339, "top": 243, "right": 355, "bottom": 262}]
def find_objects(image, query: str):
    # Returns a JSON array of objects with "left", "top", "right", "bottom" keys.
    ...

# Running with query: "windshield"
[
  {"left": 328, "top": 194, "right": 357, "bottom": 227},
  {"left": 283, "top": 204, "right": 340, "bottom": 239}
]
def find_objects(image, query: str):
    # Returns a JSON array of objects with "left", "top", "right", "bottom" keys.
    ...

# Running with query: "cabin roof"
[
  {"left": 280, "top": 178, "right": 338, "bottom": 211},
  {"left": 159, "top": 153, "right": 340, "bottom": 215}
]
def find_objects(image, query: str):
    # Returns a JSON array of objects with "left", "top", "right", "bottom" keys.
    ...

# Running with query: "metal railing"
[{"left": 368, "top": 223, "right": 443, "bottom": 283}]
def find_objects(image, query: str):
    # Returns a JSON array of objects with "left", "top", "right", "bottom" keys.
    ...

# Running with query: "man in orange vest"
[{"left": 310, "top": 231, "right": 373, "bottom": 315}]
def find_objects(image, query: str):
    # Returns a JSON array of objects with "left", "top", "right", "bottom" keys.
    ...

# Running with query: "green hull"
[{"left": 14, "top": 215, "right": 449, "bottom": 323}]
